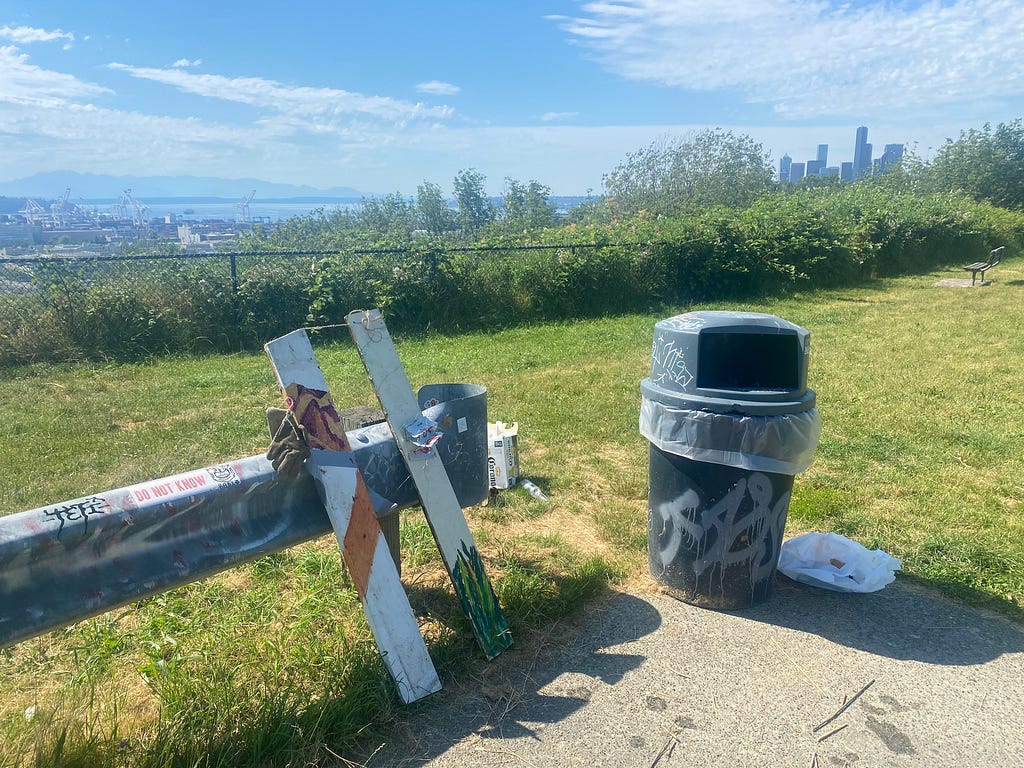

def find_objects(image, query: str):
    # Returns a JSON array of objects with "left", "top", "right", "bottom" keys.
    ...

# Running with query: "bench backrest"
[{"left": 990, "top": 246, "right": 1005, "bottom": 266}]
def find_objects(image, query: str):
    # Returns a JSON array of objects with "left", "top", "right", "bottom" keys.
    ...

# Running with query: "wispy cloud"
[
  {"left": 1, "top": 47, "right": 462, "bottom": 186},
  {"left": 416, "top": 80, "right": 460, "bottom": 96},
  {"left": 0, "top": 45, "right": 109, "bottom": 106},
  {"left": 109, "top": 63, "right": 454, "bottom": 124},
  {"left": 0, "top": 98, "right": 284, "bottom": 180},
  {"left": 0, "top": 24, "right": 74, "bottom": 46},
  {"left": 541, "top": 111, "right": 578, "bottom": 122},
  {"left": 552, "top": 0, "right": 1024, "bottom": 119},
  {"left": 171, "top": 58, "right": 202, "bottom": 68}
]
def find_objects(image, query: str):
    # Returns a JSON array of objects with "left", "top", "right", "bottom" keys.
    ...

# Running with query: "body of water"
[
  {"left": 78, "top": 195, "right": 588, "bottom": 223},
  {"left": 152, "top": 200, "right": 358, "bottom": 222},
  {"left": 73, "top": 199, "right": 360, "bottom": 223}
]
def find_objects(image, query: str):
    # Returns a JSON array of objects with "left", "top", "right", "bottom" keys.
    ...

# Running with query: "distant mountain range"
[{"left": 0, "top": 171, "right": 366, "bottom": 202}]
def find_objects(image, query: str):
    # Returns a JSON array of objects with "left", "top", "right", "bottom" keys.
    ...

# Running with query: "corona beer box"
[{"left": 487, "top": 421, "right": 519, "bottom": 489}]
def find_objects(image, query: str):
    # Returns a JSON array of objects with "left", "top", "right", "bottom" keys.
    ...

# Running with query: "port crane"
[
  {"left": 19, "top": 199, "right": 47, "bottom": 224},
  {"left": 49, "top": 188, "right": 72, "bottom": 228},
  {"left": 110, "top": 189, "right": 150, "bottom": 226},
  {"left": 131, "top": 198, "right": 151, "bottom": 227},
  {"left": 234, "top": 190, "right": 255, "bottom": 222},
  {"left": 112, "top": 189, "right": 132, "bottom": 221}
]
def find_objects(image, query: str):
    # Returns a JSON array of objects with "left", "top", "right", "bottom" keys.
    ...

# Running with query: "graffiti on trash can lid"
[
  {"left": 657, "top": 314, "right": 708, "bottom": 332},
  {"left": 651, "top": 334, "right": 695, "bottom": 389}
]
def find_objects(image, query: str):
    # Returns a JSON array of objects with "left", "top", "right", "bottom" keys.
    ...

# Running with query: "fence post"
[{"left": 229, "top": 253, "right": 239, "bottom": 294}]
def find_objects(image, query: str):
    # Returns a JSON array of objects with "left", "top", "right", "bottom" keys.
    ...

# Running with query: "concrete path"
[{"left": 367, "top": 577, "right": 1023, "bottom": 767}]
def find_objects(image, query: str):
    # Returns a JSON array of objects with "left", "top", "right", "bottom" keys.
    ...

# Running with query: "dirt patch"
[
  {"left": 935, "top": 278, "right": 990, "bottom": 288},
  {"left": 526, "top": 504, "right": 616, "bottom": 558}
]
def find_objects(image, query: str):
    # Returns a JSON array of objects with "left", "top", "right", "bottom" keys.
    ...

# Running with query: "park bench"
[{"left": 962, "top": 246, "right": 1004, "bottom": 285}]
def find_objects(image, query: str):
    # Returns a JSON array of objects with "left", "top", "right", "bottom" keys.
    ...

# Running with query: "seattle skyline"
[
  {"left": 2, "top": 2, "right": 1023, "bottom": 196},
  {"left": 780, "top": 126, "right": 904, "bottom": 183}
]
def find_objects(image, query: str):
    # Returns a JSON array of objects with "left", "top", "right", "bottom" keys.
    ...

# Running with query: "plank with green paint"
[{"left": 346, "top": 309, "right": 512, "bottom": 659}]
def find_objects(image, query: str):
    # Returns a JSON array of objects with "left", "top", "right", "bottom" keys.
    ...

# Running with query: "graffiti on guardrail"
[{"left": 42, "top": 495, "right": 111, "bottom": 537}]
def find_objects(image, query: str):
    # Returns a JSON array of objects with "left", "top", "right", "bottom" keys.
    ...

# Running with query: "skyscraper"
[
  {"left": 806, "top": 160, "right": 824, "bottom": 176},
  {"left": 853, "top": 126, "right": 870, "bottom": 178},
  {"left": 880, "top": 143, "right": 904, "bottom": 171},
  {"left": 817, "top": 144, "right": 828, "bottom": 167},
  {"left": 840, "top": 162, "right": 853, "bottom": 182},
  {"left": 790, "top": 162, "right": 806, "bottom": 183},
  {"left": 779, "top": 154, "right": 792, "bottom": 183}
]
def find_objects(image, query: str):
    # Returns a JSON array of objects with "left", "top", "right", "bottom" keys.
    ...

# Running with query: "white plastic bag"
[{"left": 778, "top": 532, "right": 901, "bottom": 593}]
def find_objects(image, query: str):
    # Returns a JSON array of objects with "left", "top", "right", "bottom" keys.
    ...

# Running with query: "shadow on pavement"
[
  {"left": 733, "top": 575, "right": 1024, "bottom": 665},
  {"left": 363, "top": 577, "right": 1024, "bottom": 765},
  {"left": 364, "top": 593, "right": 662, "bottom": 765}
]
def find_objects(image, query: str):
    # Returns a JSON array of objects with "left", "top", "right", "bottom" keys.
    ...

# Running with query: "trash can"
[{"left": 640, "top": 311, "right": 821, "bottom": 609}]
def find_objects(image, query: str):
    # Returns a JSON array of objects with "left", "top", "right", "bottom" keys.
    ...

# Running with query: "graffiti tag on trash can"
[{"left": 654, "top": 472, "right": 789, "bottom": 583}]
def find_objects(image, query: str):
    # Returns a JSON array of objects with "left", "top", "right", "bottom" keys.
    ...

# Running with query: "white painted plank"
[
  {"left": 346, "top": 310, "right": 512, "bottom": 659},
  {"left": 265, "top": 329, "right": 440, "bottom": 703}
]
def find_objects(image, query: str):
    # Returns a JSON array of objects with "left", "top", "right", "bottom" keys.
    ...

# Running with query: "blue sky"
[{"left": 2, "top": 1, "right": 1023, "bottom": 195}]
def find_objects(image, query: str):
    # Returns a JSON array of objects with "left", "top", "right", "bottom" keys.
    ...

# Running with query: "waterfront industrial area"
[{"left": 0, "top": 189, "right": 296, "bottom": 257}]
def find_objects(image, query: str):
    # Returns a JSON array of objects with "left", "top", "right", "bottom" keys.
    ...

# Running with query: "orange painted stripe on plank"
[
  {"left": 286, "top": 381, "right": 378, "bottom": 598},
  {"left": 343, "top": 473, "right": 380, "bottom": 601}
]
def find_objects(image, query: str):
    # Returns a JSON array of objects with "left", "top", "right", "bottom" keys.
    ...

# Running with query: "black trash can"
[{"left": 640, "top": 311, "right": 821, "bottom": 609}]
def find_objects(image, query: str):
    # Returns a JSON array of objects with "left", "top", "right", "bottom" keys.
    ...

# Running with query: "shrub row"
[{"left": 2, "top": 186, "right": 1021, "bottom": 364}]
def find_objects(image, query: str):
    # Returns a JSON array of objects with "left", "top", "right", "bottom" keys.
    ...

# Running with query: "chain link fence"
[{"left": 1, "top": 242, "right": 679, "bottom": 365}]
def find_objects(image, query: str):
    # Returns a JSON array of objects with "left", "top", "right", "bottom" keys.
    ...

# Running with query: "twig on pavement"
[
  {"left": 813, "top": 679, "right": 875, "bottom": 733},
  {"left": 650, "top": 731, "right": 682, "bottom": 768},
  {"left": 817, "top": 724, "right": 849, "bottom": 743}
]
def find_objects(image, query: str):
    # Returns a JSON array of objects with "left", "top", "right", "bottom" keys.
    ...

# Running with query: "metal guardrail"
[{"left": 0, "top": 383, "right": 488, "bottom": 648}]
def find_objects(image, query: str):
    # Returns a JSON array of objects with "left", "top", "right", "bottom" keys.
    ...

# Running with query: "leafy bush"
[{"left": 3, "top": 186, "right": 1023, "bottom": 364}]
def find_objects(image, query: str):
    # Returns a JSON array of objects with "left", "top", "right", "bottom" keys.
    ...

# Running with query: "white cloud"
[
  {"left": 0, "top": 96, "right": 320, "bottom": 181},
  {"left": 109, "top": 63, "right": 454, "bottom": 124},
  {"left": 416, "top": 80, "right": 460, "bottom": 96},
  {"left": 0, "top": 13, "right": 997, "bottom": 196},
  {"left": 0, "top": 56, "right": 454, "bottom": 186},
  {"left": 553, "top": 0, "right": 1024, "bottom": 119},
  {"left": 541, "top": 111, "right": 578, "bottom": 122},
  {"left": 0, "top": 24, "right": 74, "bottom": 45},
  {"left": 0, "top": 45, "right": 109, "bottom": 106}
]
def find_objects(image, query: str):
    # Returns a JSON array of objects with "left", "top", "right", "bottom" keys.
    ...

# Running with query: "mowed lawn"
[{"left": 1, "top": 257, "right": 1022, "bottom": 767}]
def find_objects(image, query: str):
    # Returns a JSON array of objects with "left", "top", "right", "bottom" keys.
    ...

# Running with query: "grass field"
[{"left": 1, "top": 257, "right": 1022, "bottom": 766}]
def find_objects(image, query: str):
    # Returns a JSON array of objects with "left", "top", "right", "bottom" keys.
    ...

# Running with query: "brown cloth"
[{"left": 265, "top": 408, "right": 310, "bottom": 478}]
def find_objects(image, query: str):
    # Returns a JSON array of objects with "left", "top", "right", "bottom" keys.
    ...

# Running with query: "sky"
[{"left": 2, "top": 0, "right": 1023, "bottom": 196}]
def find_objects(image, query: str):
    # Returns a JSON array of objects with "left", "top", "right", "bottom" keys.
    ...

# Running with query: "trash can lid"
[{"left": 645, "top": 311, "right": 813, "bottom": 413}]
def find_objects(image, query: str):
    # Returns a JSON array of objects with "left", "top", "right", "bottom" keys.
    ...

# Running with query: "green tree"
[
  {"left": 356, "top": 192, "right": 414, "bottom": 235},
  {"left": 925, "top": 120, "right": 1024, "bottom": 210},
  {"left": 602, "top": 128, "right": 774, "bottom": 215},
  {"left": 502, "top": 177, "right": 556, "bottom": 230},
  {"left": 453, "top": 168, "right": 494, "bottom": 234},
  {"left": 414, "top": 181, "right": 456, "bottom": 234},
  {"left": 243, "top": 206, "right": 355, "bottom": 251}
]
